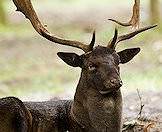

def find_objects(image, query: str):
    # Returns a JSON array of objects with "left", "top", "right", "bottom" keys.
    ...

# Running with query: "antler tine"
[
  {"left": 107, "top": 28, "right": 118, "bottom": 49},
  {"left": 89, "top": 31, "right": 96, "bottom": 51},
  {"left": 12, "top": 0, "right": 93, "bottom": 53},
  {"left": 107, "top": 25, "right": 157, "bottom": 49},
  {"left": 108, "top": 19, "right": 132, "bottom": 27},
  {"left": 116, "top": 25, "right": 157, "bottom": 44},
  {"left": 108, "top": 0, "right": 140, "bottom": 28}
]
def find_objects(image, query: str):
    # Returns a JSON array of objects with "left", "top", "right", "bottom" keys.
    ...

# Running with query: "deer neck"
[{"left": 70, "top": 71, "right": 123, "bottom": 132}]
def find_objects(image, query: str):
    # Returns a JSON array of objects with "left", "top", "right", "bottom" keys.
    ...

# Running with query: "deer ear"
[
  {"left": 57, "top": 52, "right": 83, "bottom": 67},
  {"left": 117, "top": 48, "right": 140, "bottom": 64}
]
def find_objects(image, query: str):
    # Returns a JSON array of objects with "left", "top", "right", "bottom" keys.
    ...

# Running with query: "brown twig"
[{"left": 136, "top": 89, "right": 145, "bottom": 119}]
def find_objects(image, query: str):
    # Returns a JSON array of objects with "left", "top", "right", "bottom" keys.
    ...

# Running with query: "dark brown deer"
[{"left": 0, "top": 0, "right": 157, "bottom": 131}]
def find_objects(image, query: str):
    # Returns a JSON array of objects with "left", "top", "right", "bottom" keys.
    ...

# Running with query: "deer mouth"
[
  {"left": 99, "top": 88, "right": 120, "bottom": 95},
  {"left": 99, "top": 85, "right": 122, "bottom": 95},
  {"left": 99, "top": 90, "right": 112, "bottom": 95}
]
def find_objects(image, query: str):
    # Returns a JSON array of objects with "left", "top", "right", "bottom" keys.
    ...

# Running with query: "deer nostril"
[
  {"left": 110, "top": 79, "right": 116, "bottom": 84},
  {"left": 119, "top": 80, "right": 123, "bottom": 86},
  {"left": 110, "top": 79, "right": 123, "bottom": 87}
]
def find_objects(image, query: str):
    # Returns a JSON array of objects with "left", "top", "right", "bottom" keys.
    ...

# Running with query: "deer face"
[{"left": 57, "top": 46, "right": 140, "bottom": 94}]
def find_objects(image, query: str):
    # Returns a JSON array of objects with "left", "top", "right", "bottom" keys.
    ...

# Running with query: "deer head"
[
  {"left": 58, "top": 46, "right": 141, "bottom": 94},
  {"left": 12, "top": 0, "right": 157, "bottom": 94}
]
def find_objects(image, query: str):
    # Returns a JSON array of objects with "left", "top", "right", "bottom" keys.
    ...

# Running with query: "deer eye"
[{"left": 88, "top": 64, "right": 97, "bottom": 71}]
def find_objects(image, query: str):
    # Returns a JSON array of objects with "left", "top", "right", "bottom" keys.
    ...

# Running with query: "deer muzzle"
[
  {"left": 110, "top": 78, "right": 123, "bottom": 88},
  {"left": 99, "top": 78, "right": 123, "bottom": 94}
]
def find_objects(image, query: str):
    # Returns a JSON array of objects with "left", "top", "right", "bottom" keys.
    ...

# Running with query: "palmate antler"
[{"left": 12, "top": 0, "right": 95, "bottom": 53}]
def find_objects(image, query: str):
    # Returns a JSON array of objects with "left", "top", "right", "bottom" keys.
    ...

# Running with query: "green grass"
[{"left": 121, "top": 67, "right": 162, "bottom": 90}]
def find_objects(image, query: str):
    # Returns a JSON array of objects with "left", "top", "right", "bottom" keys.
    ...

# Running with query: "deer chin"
[
  {"left": 99, "top": 86, "right": 121, "bottom": 95},
  {"left": 99, "top": 90, "right": 112, "bottom": 95}
]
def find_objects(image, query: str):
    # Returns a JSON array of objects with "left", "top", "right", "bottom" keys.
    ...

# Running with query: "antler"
[
  {"left": 12, "top": 0, "right": 95, "bottom": 52},
  {"left": 108, "top": 0, "right": 140, "bottom": 28},
  {"left": 108, "top": 25, "right": 157, "bottom": 49},
  {"left": 107, "top": 0, "right": 157, "bottom": 49}
]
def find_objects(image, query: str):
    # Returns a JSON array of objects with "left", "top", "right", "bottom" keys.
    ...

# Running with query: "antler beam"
[{"left": 12, "top": 0, "right": 94, "bottom": 52}]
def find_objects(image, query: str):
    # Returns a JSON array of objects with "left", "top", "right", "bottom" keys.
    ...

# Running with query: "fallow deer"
[{"left": 0, "top": 0, "right": 157, "bottom": 131}]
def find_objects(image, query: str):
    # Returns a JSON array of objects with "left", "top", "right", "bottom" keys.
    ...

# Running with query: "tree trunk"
[
  {"left": 150, "top": 0, "right": 160, "bottom": 24},
  {"left": 0, "top": 0, "right": 6, "bottom": 25}
]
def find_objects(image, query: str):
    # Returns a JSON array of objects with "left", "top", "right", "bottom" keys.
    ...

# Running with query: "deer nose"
[{"left": 110, "top": 79, "right": 123, "bottom": 87}]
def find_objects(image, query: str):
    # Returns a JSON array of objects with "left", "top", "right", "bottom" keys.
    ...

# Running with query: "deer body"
[
  {"left": 0, "top": 47, "right": 126, "bottom": 132},
  {"left": 12, "top": 47, "right": 123, "bottom": 132},
  {"left": 24, "top": 46, "right": 125, "bottom": 132}
]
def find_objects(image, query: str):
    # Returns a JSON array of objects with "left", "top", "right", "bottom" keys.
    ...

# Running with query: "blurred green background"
[{"left": 0, "top": 0, "right": 162, "bottom": 101}]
